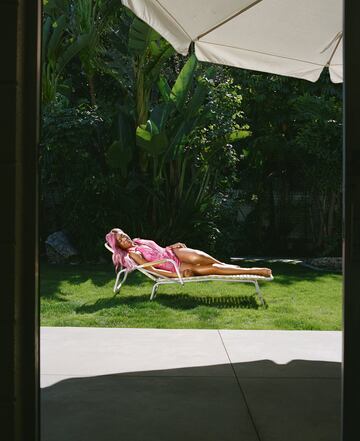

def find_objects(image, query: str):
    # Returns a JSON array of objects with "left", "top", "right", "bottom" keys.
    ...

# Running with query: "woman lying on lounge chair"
[{"left": 106, "top": 228, "right": 272, "bottom": 278}]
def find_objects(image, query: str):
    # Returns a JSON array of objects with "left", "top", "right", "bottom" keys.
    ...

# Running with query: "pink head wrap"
[{"left": 105, "top": 230, "right": 137, "bottom": 272}]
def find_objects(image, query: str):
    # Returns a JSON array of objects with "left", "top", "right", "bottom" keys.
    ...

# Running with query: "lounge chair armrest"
[
  {"left": 136, "top": 259, "right": 168, "bottom": 269},
  {"left": 136, "top": 259, "right": 184, "bottom": 285}
]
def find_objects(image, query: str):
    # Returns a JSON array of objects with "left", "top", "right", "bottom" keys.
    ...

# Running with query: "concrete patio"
[{"left": 41, "top": 327, "right": 341, "bottom": 441}]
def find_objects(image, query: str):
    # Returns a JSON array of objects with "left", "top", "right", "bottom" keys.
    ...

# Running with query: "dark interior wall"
[
  {"left": 0, "top": 0, "right": 41, "bottom": 439},
  {"left": 342, "top": 1, "right": 360, "bottom": 439}
]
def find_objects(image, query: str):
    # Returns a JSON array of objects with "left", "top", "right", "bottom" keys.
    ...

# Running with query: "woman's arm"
[
  {"left": 167, "top": 242, "right": 187, "bottom": 249},
  {"left": 129, "top": 251, "right": 180, "bottom": 278}
]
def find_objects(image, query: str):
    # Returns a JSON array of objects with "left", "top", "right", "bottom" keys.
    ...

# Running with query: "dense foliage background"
[{"left": 41, "top": 0, "right": 342, "bottom": 261}]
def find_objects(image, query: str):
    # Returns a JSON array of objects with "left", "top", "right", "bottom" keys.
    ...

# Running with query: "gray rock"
[
  {"left": 45, "top": 231, "right": 78, "bottom": 264},
  {"left": 304, "top": 257, "right": 342, "bottom": 272}
]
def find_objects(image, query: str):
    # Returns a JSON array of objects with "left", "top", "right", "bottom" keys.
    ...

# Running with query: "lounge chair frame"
[{"left": 105, "top": 243, "right": 273, "bottom": 305}]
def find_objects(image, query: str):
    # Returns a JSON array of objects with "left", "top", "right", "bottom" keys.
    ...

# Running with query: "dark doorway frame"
[
  {"left": 0, "top": 0, "right": 41, "bottom": 440},
  {"left": 1, "top": 0, "right": 359, "bottom": 440},
  {"left": 341, "top": 0, "right": 360, "bottom": 437}
]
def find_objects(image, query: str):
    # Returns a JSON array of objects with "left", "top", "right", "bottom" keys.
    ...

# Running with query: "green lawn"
[{"left": 40, "top": 261, "right": 342, "bottom": 330}]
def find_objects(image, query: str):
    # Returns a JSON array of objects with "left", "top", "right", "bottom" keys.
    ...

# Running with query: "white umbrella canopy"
[{"left": 122, "top": 0, "right": 343, "bottom": 83}]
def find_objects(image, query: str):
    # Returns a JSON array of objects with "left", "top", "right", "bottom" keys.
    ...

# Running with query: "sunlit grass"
[{"left": 40, "top": 261, "right": 342, "bottom": 330}]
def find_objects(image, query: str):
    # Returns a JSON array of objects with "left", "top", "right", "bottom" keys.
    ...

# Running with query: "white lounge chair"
[{"left": 105, "top": 243, "right": 273, "bottom": 305}]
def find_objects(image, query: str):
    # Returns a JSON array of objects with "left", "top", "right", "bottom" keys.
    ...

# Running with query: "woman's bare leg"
[
  {"left": 174, "top": 248, "right": 272, "bottom": 277},
  {"left": 173, "top": 247, "right": 221, "bottom": 265},
  {"left": 184, "top": 263, "right": 272, "bottom": 277}
]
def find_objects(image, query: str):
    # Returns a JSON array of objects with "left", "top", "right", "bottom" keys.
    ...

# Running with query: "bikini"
[{"left": 129, "top": 238, "right": 181, "bottom": 272}]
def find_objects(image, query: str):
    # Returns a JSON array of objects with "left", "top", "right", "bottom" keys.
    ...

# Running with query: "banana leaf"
[
  {"left": 106, "top": 140, "right": 132, "bottom": 177},
  {"left": 42, "top": 16, "right": 53, "bottom": 66},
  {"left": 170, "top": 54, "right": 197, "bottom": 110},
  {"left": 157, "top": 75, "right": 172, "bottom": 102},
  {"left": 145, "top": 45, "right": 174, "bottom": 85},
  {"left": 128, "top": 17, "right": 160, "bottom": 55},
  {"left": 47, "top": 15, "right": 67, "bottom": 60},
  {"left": 181, "top": 78, "right": 208, "bottom": 122},
  {"left": 167, "top": 115, "right": 201, "bottom": 159},
  {"left": 136, "top": 123, "right": 168, "bottom": 156},
  {"left": 106, "top": 111, "right": 135, "bottom": 177},
  {"left": 43, "top": 0, "right": 68, "bottom": 15},
  {"left": 150, "top": 103, "right": 174, "bottom": 131},
  {"left": 56, "top": 33, "right": 92, "bottom": 74}
]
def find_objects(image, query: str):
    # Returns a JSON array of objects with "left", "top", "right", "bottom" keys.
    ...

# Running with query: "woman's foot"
[{"left": 258, "top": 268, "right": 272, "bottom": 277}]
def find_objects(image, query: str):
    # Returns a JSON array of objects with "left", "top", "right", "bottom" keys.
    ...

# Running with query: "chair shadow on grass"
[
  {"left": 156, "top": 293, "right": 263, "bottom": 310},
  {"left": 75, "top": 292, "right": 263, "bottom": 314},
  {"left": 41, "top": 265, "right": 149, "bottom": 300}
]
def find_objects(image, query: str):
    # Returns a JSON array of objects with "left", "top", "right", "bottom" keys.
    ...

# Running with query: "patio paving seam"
[
  {"left": 233, "top": 377, "right": 340, "bottom": 380},
  {"left": 218, "top": 330, "right": 263, "bottom": 441},
  {"left": 41, "top": 372, "right": 233, "bottom": 380}
]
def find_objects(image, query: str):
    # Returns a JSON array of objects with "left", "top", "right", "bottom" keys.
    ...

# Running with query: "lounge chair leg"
[
  {"left": 113, "top": 279, "right": 122, "bottom": 297},
  {"left": 113, "top": 271, "right": 128, "bottom": 296},
  {"left": 254, "top": 281, "right": 265, "bottom": 306},
  {"left": 150, "top": 284, "right": 159, "bottom": 301},
  {"left": 113, "top": 272, "right": 121, "bottom": 295}
]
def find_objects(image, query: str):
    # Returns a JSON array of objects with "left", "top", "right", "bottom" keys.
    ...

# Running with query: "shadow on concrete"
[{"left": 41, "top": 359, "right": 341, "bottom": 441}]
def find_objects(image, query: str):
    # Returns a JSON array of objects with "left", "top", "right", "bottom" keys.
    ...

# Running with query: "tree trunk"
[
  {"left": 327, "top": 190, "right": 338, "bottom": 242},
  {"left": 316, "top": 192, "right": 326, "bottom": 249},
  {"left": 88, "top": 74, "right": 96, "bottom": 106}
]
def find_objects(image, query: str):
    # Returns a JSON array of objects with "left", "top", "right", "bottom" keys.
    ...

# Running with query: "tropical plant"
[
  {"left": 68, "top": 0, "right": 121, "bottom": 104},
  {"left": 42, "top": 0, "right": 122, "bottom": 105},
  {"left": 106, "top": 26, "right": 250, "bottom": 247},
  {"left": 105, "top": 16, "right": 175, "bottom": 175},
  {"left": 40, "top": 3, "right": 342, "bottom": 260},
  {"left": 42, "top": 2, "right": 91, "bottom": 104},
  {"left": 227, "top": 69, "right": 343, "bottom": 256},
  {"left": 291, "top": 93, "right": 342, "bottom": 253},
  {"left": 133, "top": 57, "right": 249, "bottom": 244}
]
